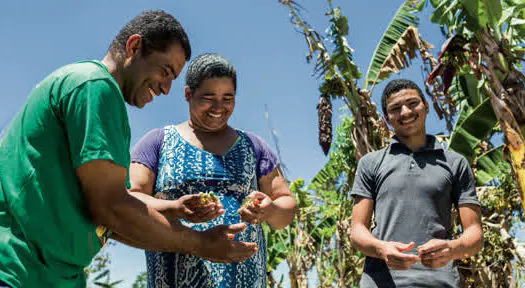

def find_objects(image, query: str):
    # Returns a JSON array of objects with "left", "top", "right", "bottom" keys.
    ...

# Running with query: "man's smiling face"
[{"left": 385, "top": 88, "right": 428, "bottom": 139}]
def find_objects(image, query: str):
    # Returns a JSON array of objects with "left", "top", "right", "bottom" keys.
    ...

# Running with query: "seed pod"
[
  {"left": 426, "top": 62, "right": 444, "bottom": 85},
  {"left": 442, "top": 64, "right": 457, "bottom": 95},
  {"left": 317, "top": 94, "right": 332, "bottom": 155}
]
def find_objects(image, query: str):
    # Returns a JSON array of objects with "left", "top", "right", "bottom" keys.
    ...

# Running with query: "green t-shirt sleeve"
[{"left": 59, "top": 79, "right": 130, "bottom": 169}]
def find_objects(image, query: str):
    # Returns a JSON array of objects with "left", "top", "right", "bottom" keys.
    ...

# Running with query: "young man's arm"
[
  {"left": 418, "top": 155, "right": 483, "bottom": 268},
  {"left": 417, "top": 203, "right": 483, "bottom": 268},
  {"left": 350, "top": 197, "right": 420, "bottom": 270}
]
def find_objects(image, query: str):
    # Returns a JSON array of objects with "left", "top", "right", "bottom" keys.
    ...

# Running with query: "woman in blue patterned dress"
[{"left": 129, "top": 53, "right": 296, "bottom": 288}]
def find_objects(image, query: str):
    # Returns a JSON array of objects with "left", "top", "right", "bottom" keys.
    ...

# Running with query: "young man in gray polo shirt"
[{"left": 350, "top": 79, "right": 483, "bottom": 287}]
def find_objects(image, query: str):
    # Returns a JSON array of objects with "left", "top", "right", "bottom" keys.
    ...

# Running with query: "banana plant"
[
  {"left": 424, "top": 0, "right": 525, "bottom": 211},
  {"left": 443, "top": 70, "right": 512, "bottom": 185},
  {"left": 278, "top": 0, "right": 399, "bottom": 159},
  {"left": 306, "top": 116, "right": 364, "bottom": 287}
]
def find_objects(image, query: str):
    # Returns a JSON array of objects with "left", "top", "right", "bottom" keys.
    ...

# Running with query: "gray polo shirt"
[{"left": 351, "top": 135, "right": 479, "bottom": 288}]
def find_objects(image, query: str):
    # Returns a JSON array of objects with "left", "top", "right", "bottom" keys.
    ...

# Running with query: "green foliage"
[
  {"left": 132, "top": 272, "right": 147, "bottom": 288},
  {"left": 429, "top": 0, "right": 525, "bottom": 44},
  {"left": 85, "top": 243, "right": 124, "bottom": 288},
  {"left": 309, "top": 116, "right": 356, "bottom": 195},
  {"left": 448, "top": 97, "right": 497, "bottom": 163},
  {"left": 456, "top": 164, "right": 524, "bottom": 287},
  {"left": 326, "top": 7, "right": 362, "bottom": 81},
  {"left": 502, "top": 0, "right": 525, "bottom": 45},
  {"left": 445, "top": 70, "right": 504, "bottom": 185},
  {"left": 302, "top": 116, "right": 365, "bottom": 287},
  {"left": 264, "top": 223, "right": 291, "bottom": 274},
  {"left": 475, "top": 145, "right": 507, "bottom": 184},
  {"left": 462, "top": 0, "right": 502, "bottom": 30},
  {"left": 363, "top": 0, "right": 421, "bottom": 89}
]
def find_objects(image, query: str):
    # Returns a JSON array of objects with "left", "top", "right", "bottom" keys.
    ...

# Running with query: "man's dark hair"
[
  {"left": 185, "top": 53, "right": 237, "bottom": 92},
  {"left": 381, "top": 79, "right": 425, "bottom": 115},
  {"left": 109, "top": 10, "right": 191, "bottom": 60}
]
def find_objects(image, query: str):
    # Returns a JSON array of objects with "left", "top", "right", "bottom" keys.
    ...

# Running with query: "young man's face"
[
  {"left": 122, "top": 40, "right": 186, "bottom": 108},
  {"left": 384, "top": 88, "right": 428, "bottom": 138}
]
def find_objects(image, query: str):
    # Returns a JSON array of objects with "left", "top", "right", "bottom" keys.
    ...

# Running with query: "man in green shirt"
[{"left": 0, "top": 10, "right": 257, "bottom": 288}]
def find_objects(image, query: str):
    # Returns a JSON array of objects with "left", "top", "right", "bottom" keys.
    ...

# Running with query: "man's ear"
[
  {"left": 125, "top": 34, "right": 142, "bottom": 58},
  {"left": 184, "top": 86, "right": 191, "bottom": 102},
  {"left": 424, "top": 100, "right": 429, "bottom": 113}
]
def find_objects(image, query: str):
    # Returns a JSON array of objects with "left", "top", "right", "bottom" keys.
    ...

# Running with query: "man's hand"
[
  {"left": 196, "top": 223, "right": 258, "bottom": 263},
  {"left": 417, "top": 239, "right": 454, "bottom": 268},
  {"left": 379, "top": 241, "right": 420, "bottom": 270},
  {"left": 172, "top": 194, "right": 224, "bottom": 223},
  {"left": 238, "top": 191, "right": 275, "bottom": 225}
]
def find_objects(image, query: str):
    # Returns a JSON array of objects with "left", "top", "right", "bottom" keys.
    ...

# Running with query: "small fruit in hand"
[
  {"left": 240, "top": 197, "right": 260, "bottom": 210},
  {"left": 198, "top": 192, "right": 219, "bottom": 205}
]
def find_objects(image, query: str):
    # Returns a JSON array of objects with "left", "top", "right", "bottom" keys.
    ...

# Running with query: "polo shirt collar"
[{"left": 390, "top": 134, "right": 443, "bottom": 151}]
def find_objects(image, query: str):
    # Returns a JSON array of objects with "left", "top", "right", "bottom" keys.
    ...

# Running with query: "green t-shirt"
[{"left": 0, "top": 61, "right": 130, "bottom": 287}]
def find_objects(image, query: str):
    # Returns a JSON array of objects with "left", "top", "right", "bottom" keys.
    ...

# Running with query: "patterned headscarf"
[{"left": 185, "top": 53, "right": 237, "bottom": 92}]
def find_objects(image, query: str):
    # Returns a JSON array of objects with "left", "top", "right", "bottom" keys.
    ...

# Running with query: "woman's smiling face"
[{"left": 185, "top": 77, "right": 236, "bottom": 132}]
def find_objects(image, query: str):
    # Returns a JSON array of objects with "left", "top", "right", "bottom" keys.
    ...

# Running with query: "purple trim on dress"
[
  {"left": 244, "top": 131, "right": 279, "bottom": 178},
  {"left": 130, "top": 128, "right": 164, "bottom": 174},
  {"left": 130, "top": 127, "right": 279, "bottom": 179}
]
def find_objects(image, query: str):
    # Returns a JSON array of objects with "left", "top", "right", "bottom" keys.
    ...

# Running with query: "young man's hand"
[
  {"left": 172, "top": 194, "right": 224, "bottom": 223},
  {"left": 379, "top": 241, "right": 420, "bottom": 270},
  {"left": 196, "top": 223, "right": 258, "bottom": 263},
  {"left": 417, "top": 239, "right": 454, "bottom": 268}
]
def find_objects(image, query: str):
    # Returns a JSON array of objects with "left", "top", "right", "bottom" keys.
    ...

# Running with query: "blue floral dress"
[{"left": 146, "top": 125, "right": 267, "bottom": 288}]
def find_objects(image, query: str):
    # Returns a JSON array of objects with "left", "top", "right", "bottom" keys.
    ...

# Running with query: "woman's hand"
[
  {"left": 238, "top": 191, "right": 275, "bottom": 225},
  {"left": 173, "top": 194, "right": 224, "bottom": 223}
]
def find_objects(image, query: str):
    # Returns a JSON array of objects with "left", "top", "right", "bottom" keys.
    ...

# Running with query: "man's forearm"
[
  {"left": 350, "top": 224, "right": 385, "bottom": 259},
  {"left": 266, "top": 196, "right": 296, "bottom": 230},
  {"left": 98, "top": 193, "right": 202, "bottom": 254},
  {"left": 450, "top": 225, "right": 483, "bottom": 259}
]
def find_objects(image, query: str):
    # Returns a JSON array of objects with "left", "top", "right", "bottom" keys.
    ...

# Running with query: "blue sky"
[{"left": 0, "top": 0, "right": 457, "bottom": 286}]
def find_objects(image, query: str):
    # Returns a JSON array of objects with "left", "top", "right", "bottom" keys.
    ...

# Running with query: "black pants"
[{"left": 0, "top": 280, "right": 10, "bottom": 288}]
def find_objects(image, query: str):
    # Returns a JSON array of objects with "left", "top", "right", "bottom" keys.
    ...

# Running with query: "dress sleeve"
[
  {"left": 130, "top": 128, "right": 165, "bottom": 175},
  {"left": 244, "top": 132, "right": 280, "bottom": 178}
]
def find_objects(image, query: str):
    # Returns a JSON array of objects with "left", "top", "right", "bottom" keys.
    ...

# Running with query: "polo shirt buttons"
[{"left": 410, "top": 162, "right": 415, "bottom": 169}]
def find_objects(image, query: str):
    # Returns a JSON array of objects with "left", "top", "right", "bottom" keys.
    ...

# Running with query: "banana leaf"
[
  {"left": 363, "top": 0, "right": 420, "bottom": 89},
  {"left": 448, "top": 97, "right": 497, "bottom": 163},
  {"left": 475, "top": 145, "right": 506, "bottom": 185}
]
